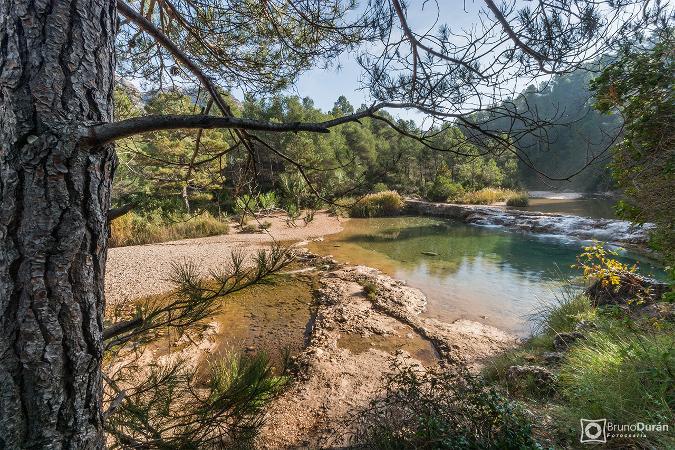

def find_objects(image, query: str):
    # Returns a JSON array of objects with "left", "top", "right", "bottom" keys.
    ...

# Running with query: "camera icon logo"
[{"left": 580, "top": 419, "right": 607, "bottom": 443}]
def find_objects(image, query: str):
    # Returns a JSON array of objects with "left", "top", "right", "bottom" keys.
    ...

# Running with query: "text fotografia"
[{"left": 580, "top": 419, "right": 670, "bottom": 444}]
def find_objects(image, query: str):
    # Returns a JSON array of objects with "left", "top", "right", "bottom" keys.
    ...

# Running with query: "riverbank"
[
  {"left": 105, "top": 211, "right": 346, "bottom": 306},
  {"left": 258, "top": 254, "right": 515, "bottom": 447}
]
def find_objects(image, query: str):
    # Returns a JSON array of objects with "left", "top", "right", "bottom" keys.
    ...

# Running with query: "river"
[{"left": 310, "top": 216, "right": 664, "bottom": 336}]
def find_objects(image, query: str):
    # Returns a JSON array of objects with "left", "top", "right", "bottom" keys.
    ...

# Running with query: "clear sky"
[{"left": 283, "top": 1, "right": 499, "bottom": 122}]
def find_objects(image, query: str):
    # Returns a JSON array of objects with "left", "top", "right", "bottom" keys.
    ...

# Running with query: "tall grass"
[
  {"left": 456, "top": 188, "right": 528, "bottom": 205},
  {"left": 506, "top": 192, "right": 529, "bottom": 206},
  {"left": 528, "top": 283, "right": 595, "bottom": 336},
  {"left": 349, "top": 191, "right": 405, "bottom": 218},
  {"left": 558, "top": 329, "right": 674, "bottom": 448},
  {"left": 110, "top": 210, "right": 229, "bottom": 247}
]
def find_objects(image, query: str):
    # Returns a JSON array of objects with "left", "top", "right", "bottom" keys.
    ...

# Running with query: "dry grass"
[
  {"left": 110, "top": 211, "right": 229, "bottom": 247},
  {"left": 349, "top": 191, "right": 405, "bottom": 218},
  {"left": 456, "top": 188, "right": 528, "bottom": 205}
]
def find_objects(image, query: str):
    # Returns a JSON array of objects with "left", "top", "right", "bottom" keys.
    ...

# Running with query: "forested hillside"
[
  {"left": 113, "top": 88, "right": 521, "bottom": 214},
  {"left": 113, "top": 63, "right": 616, "bottom": 217},
  {"left": 473, "top": 62, "right": 622, "bottom": 192}
]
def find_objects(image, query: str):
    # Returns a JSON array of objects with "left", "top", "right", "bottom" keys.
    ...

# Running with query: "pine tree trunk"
[{"left": 0, "top": 1, "right": 116, "bottom": 448}]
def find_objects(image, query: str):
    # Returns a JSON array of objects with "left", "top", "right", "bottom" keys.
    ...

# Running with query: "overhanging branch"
[{"left": 82, "top": 105, "right": 384, "bottom": 144}]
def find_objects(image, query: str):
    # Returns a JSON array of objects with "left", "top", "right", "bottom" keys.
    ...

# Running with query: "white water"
[{"left": 465, "top": 208, "right": 653, "bottom": 245}]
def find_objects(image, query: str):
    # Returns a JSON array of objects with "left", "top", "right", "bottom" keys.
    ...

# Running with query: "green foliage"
[
  {"left": 473, "top": 62, "right": 621, "bottom": 192},
  {"left": 347, "top": 362, "right": 540, "bottom": 449},
  {"left": 426, "top": 174, "right": 465, "bottom": 202},
  {"left": 109, "top": 210, "right": 229, "bottom": 247},
  {"left": 558, "top": 329, "right": 674, "bottom": 448},
  {"left": 591, "top": 32, "right": 675, "bottom": 267},
  {"left": 112, "top": 88, "right": 234, "bottom": 214},
  {"left": 360, "top": 281, "right": 378, "bottom": 301},
  {"left": 372, "top": 182, "right": 389, "bottom": 193},
  {"left": 349, "top": 191, "right": 405, "bottom": 218},
  {"left": 107, "top": 352, "right": 288, "bottom": 449}
]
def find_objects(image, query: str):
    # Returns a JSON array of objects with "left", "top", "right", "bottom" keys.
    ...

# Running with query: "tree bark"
[{"left": 0, "top": 1, "right": 116, "bottom": 448}]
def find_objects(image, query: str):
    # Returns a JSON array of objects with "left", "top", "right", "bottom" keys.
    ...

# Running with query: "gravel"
[{"left": 105, "top": 212, "right": 345, "bottom": 306}]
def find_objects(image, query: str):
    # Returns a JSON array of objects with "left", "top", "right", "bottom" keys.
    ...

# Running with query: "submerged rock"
[{"left": 405, "top": 199, "right": 653, "bottom": 245}]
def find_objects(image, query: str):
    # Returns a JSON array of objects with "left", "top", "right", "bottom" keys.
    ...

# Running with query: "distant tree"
[
  {"left": 332, "top": 95, "right": 355, "bottom": 115},
  {"left": 591, "top": 31, "right": 675, "bottom": 266}
]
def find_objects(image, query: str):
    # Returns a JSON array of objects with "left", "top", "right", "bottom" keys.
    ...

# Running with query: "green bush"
[
  {"left": 558, "top": 329, "right": 674, "bottom": 448},
  {"left": 372, "top": 182, "right": 390, "bottom": 193},
  {"left": 505, "top": 192, "right": 529, "bottom": 206},
  {"left": 361, "top": 280, "right": 378, "bottom": 301},
  {"left": 426, "top": 175, "right": 465, "bottom": 202},
  {"left": 349, "top": 191, "right": 405, "bottom": 218},
  {"left": 348, "top": 362, "right": 539, "bottom": 449}
]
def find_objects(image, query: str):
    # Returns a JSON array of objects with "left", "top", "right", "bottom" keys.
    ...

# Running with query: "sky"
[{"left": 283, "top": 1, "right": 503, "bottom": 123}]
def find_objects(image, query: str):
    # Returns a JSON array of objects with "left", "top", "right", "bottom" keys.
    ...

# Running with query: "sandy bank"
[{"left": 105, "top": 212, "right": 345, "bottom": 306}]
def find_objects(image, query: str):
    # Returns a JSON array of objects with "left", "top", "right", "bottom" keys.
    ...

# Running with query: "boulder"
[
  {"left": 635, "top": 302, "right": 675, "bottom": 322},
  {"left": 585, "top": 274, "right": 669, "bottom": 307},
  {"left": 543, "top": 352, "right": 565, "bottom": 365},
  {"left": 507, "top": 365, "right": 556, "bottom": 393},
  {"left": 553, "top": 332, "right": 585, "bottom": 351}
]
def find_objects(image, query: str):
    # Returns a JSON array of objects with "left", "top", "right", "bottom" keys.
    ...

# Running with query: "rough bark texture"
[{"left": 0, "top": 0, "right": 116, "bottom": 448}]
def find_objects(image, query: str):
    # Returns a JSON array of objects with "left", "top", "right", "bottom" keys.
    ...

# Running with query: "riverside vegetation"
[{"left": 483, "top": 244, "right": 674, "bottom": 448}]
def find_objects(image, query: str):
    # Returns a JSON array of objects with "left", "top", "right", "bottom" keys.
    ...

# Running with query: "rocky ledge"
[
  {"left": 259, "top": 254, "right": 514, "bottom": 447},
  {"left": 405, "top": 199, "right": 653, "bottom": 245}
]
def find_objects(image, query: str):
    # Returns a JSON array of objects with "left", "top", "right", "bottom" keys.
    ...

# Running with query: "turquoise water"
[{"left": 311, "top": 217, "right": 665, "bottom": 335}]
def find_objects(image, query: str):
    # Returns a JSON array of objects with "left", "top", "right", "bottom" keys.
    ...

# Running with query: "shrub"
[
  {"left": 372, "top": 182, "right": 389, "bottom": 193},
  {"left": 426, "top": 175, "right": 465, "bottom": 202},
  {"left": 107, "top": 351, "right": 288, "bottom": 447},
  {"left": 110, "top": 211, "right": 229, "bottom": 247},
  {"left": 361, "top": 281, "right": 378, "bottom": 301},
  {"left": 505, "top": 192, "right": 529, "bottom": 206},
  {"left": 558, "top": 329, "right": 674, "bottom": 448},
  {"left": 346, "top": 362, "right": 539, "bottom": 449},
  {"left": 240, "top": 223, "right": 259, "bottom": 233},
  {"left": 349, "top": 191, "right": 404, "bottom": 218},
  {"left": 456, "top": 188, "right": 520, "bottom": 205}
]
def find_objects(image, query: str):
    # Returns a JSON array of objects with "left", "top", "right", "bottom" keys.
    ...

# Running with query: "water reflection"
[{"left": 311, "top": 217, "right": 664, "bottom": 336}]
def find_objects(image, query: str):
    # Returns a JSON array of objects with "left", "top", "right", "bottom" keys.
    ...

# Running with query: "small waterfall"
[{"left": 405, "top": 200, "right": 653, "bottom": 245}]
